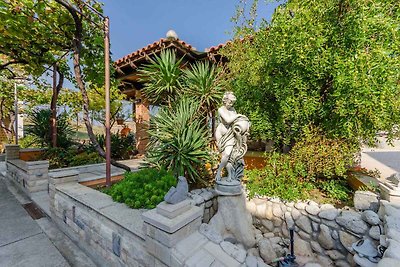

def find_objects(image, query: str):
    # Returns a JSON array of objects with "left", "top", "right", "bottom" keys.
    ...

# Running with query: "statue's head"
[{"left": 222, "top": 91, "right": 236, "bottom": 109}]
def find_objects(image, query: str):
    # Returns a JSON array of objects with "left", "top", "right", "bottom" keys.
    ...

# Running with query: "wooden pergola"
[{"left": 114, "top": 31, "right": 226, "bottom": 154}]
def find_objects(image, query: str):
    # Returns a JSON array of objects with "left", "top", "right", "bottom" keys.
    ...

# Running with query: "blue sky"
[{"left": 102, "top": 0, "right": 282, "bottom": 61}]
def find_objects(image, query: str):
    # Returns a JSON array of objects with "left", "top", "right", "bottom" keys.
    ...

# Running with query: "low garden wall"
[{"left": 49, "top": 175, "right": 154, "bottom": 267}]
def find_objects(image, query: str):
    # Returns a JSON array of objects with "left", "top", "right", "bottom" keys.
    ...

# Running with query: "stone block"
[
  {"left": 380, "top": 183, "right": 400, "bottom": 205},
  {"left": 142, "top": 205, "right": 202, "bottom": 234},
  {"left": 156, "top": 200, "right": 191, "bottom": 219},
  {"left": 146, "top": 237, "right": 171, "bottom": 266},
  {"left": 172, "top": 231, "right": 208, "bottom": 263},
  {"left": 145, "top": 217, "right": 201, "bottom": 247},
  {"left": 202, "top": 241, "right": 242, "bottom": 267},
  {"left": 184, "top": 249, "right": 216, "bottom": 267},
  {"left": 5, "top": 145, "right": 20, "bottom": 160},
  {"left": 354, "top": 191, "right": 379, "bottom": 211}
]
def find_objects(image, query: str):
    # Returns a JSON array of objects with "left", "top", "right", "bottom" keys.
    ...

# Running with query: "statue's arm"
[{"left": 218, "top": 107, "right": 238, "bottom": 125}]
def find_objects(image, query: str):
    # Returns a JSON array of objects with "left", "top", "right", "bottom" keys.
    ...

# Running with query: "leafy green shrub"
[
  {"left": 290, "top": 127, "right": 358, "bottom": 180},
  {"left": 41, "top": 147, "right": 75, "bottom": 169},
  {"left": 317, "top": 179, "right": 350, "bottom": 202},
  {"left": 95, "top": 132, "right": 136, "bottom": 160},
  {"left": 246, "top": 153, "right": 314, "bottom": 201},
  {"left": 69, "top": 152, "right": 104, "bottom": 167},
  {"left": 18, "top": 135, "right": 39, "bottom": 148},
  {"left": 246, "top": 128, "right": 356, "bottom": 202},
  {"left": 106, "top": 168, "right": 176, "bottom": 209},
  {"left": 146, "top": 98, "right": 211, "bottom": 184},
  {"left": 25, "top": 109, "right": 74, "bottom": 148},
  {"left": 41, "top": 148, "right": 104, "bottom": 169}
]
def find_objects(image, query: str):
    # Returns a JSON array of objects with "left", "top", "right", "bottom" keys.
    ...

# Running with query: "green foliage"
[
  {"left": 95, "top": 132, "right": 136, "bottom": 160},
  {"left": 42, "top": 147, "right": 104, "bottom": 169},
  {"left": 25, "top": 109, "right": 74, "bottom": 148},
  {"left": 41, "top": 147, "right": 74, "bottom": 169},
  {"left": 139, "top": 49, "right": 183, "bottom": 106},
  {"left": 69, "top": 152, "right": 104, "bottom": 167},
  {"left": 225, "top": 0, "right": 400, "bottom": 145},
  {"left": 290, "top": 127, "right": 358, "bottom": 180},
  {"left": 146, "top": 98, "right": 211, "bottom": 184},
  {"left": 246, "top": 153, "right": 314, "bottom": 201},
  {"left": 246, "top": 129, "right": 356, "bottom": 202},
  {"left": 318, "top": 179, "right": 350, "bottom": 202},
  {"left": 106, "top": 168, "right": 176, "bottom": 209},
  {"left": 183, "top": 61, "right": 225, "bottom": 116},
  {"left": 18, "top": 135, "right": 39, "bottom": 148},
  {"left": 139, "top": 50, "right": 225, "bottom": 116}
]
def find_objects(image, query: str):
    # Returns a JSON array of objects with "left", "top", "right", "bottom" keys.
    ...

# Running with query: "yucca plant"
[
  {"left": 25, "top": 109, "right": 73, "bottom": 148},
  {"left": 138, "top": 49, "right": 183, "bottom": 107},
  {"left": 183, "top": 61, "right": 225, "bottom": 117},
  {"left": 146, "top": 98, "right": 211, "bottom": 183}
]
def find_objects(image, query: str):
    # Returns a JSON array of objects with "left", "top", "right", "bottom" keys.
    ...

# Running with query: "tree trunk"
[
  {"left": 50, "top": 64, "right": 64, "bottom": 147},
  {"left": 55, "top": 0, "right": 130, "bottom": 171}
]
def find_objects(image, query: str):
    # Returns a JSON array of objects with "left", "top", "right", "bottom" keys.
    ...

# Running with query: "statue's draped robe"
[{"left": 217, "top": 115, "right": 249, "bottom": 181}]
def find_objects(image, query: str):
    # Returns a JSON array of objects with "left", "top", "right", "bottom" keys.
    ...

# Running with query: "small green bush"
[
  {"left": 317, "top": 179, "right": 350, "bottom": 202},
  {"left": 246, "top": 153, "right": 315, "bottom": 201},
  {"left": 18, "top": 135, "right": 39, "bottom": 148},
  {"left": 95, "top": 132, "right": 136, "bottom": 160},
  {"left": 42, "top": 148, "right": 104, "bottom": 169},
  {"left": 290, "top": 127, "right": 358, "bottom": 180},
  {"left": 106, "top": 168, "right": 176, "bottom": 209},
  {"left": 69, "top": 152, "right": 104, "bottom": 167}
]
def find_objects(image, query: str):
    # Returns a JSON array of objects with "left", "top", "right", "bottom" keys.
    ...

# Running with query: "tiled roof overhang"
[{"left": 114, "top": 38, "right": 207, "bottom": 73}]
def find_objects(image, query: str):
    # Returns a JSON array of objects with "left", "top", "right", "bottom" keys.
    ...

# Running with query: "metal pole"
[
  {"left": 104, "top": 16, "right": 111, "bottom": 187},
  {"left": 52, "top": 64, "right": 57, "bottom": 147},
  {"left": 14, "top": 82, "right": 18, "bottom": 145}
]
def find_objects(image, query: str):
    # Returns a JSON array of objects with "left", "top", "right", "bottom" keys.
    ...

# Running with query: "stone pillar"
[
  {"left": 142, "top": 200, "right": 203, "bottom": 266},
  {"left": 25, "top": 160, "right": 49, "bottom": 193},
  {"left": 5, "top": 144, "right": 20, "bottom": 161},
  {"left": 135, "top": 90, "right": 150, "bottom": 155}
]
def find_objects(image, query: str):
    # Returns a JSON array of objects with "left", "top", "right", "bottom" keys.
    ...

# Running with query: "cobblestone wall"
[
  {"left": 376, "top": 201, "right": 400, "bottom": 267},
  {"left": 188, "top": 188, "right": 218, "bottom": 223}
]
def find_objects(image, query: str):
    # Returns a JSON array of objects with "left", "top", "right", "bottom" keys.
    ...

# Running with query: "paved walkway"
[{"left": 0, "top": 179, "right": 70, "bottom": 267}]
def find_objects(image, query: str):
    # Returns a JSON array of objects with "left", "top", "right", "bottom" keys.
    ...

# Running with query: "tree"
[
  {"left": 0, "top": 0, "right": 130, "bottom": 170},
  {"left": 223, "top": 0, "right": 400, "bottom": 147}
]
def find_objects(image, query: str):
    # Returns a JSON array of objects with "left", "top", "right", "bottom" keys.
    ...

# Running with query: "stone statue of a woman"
[{"left": 215, "top": 92, "right": 250, "bottom": 195}]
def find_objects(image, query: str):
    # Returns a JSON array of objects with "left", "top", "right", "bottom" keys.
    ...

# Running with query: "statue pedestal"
[
  {"left": 215, "top": 180, "right": 242, "bottom": 196},
  {"left": 209, "top": 193, "right": 255, "bottom": 249}
]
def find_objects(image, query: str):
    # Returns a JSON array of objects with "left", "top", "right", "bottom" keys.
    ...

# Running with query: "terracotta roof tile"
[{"left": 114, "top": 38, "right": 195, "bottom": 66}]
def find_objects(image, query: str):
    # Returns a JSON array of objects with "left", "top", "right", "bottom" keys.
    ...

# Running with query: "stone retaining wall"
[
  {"left": 246, "top": 197, "right": 381, "bottom": 266},
  {"left": 49, "top": 174, "right": 154, "bottom": 267}
]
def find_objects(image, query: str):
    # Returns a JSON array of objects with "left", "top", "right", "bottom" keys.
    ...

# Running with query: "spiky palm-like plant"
[
  {"left": 25, "top": 109, "right": 73, "bottom": 148},
  {"left": 183, "top": 61, "right": 225, "bottom": 117},
  {"left": 138, "top": 49, "right": 183, "bottom": 107},
  {"left": 146, "top": 98, "right": 211, "bottom": 183}
]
